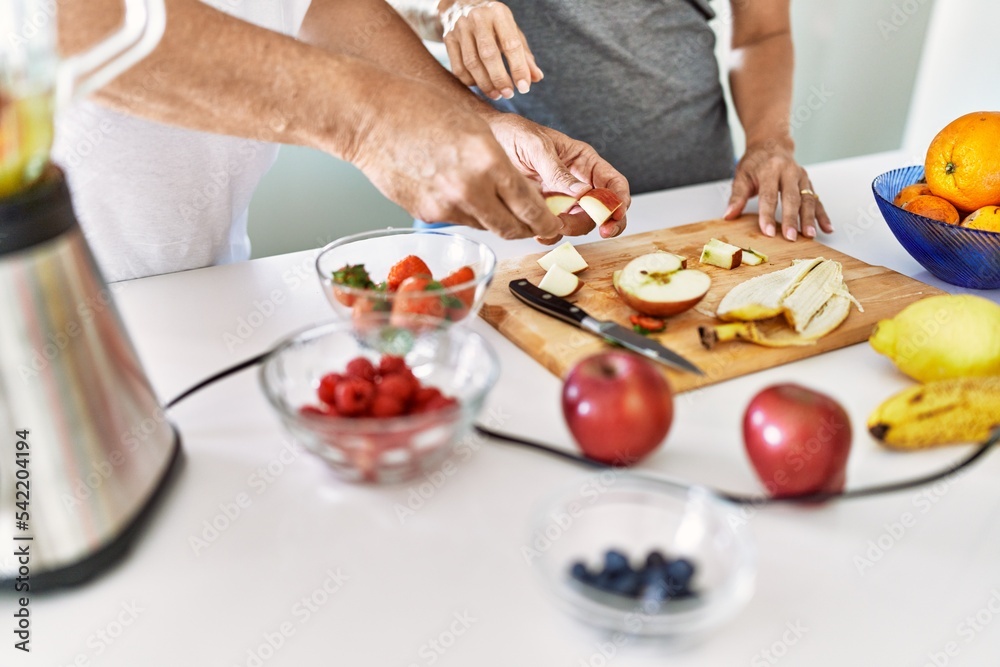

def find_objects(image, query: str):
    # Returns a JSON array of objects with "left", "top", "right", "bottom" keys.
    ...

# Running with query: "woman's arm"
[{"left": 725, "top": 0, "right": 832, "bottom": 240}]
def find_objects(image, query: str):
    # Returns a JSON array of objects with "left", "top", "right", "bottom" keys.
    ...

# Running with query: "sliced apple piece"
[
  {"left": 613, "top": 252, "right": 709, "bottom": 316},
  {"left": 578, "top": 188, "right": 623, "bottom": 225},
  {"left": 741, "top": 247, "right": 768, "bottom": 266},
  {"left": 537, "top": 241, "right": 588, "bottom": 274},
  {"left": 700, "top": 238, "right": 743, "bottom": 270},
  {"left": 544, "top": 194, "right": 577, "bottom": 216},
  {"left": 538, "top": 264, "right": 583, "bottom": 297}
]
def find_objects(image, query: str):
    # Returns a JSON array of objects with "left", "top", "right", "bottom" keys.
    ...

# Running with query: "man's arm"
[
  {"left": 301, "top": 0, "right": 629, "bottom": 238},
  {"left": 382, "top": 0, "right": 442, "bottom": 41},
  {"left": 725, "top": 0, "right": 831, "bottom": 240},
  {"left": 58, "top": 0, "right": 561, "bottom": 239}
]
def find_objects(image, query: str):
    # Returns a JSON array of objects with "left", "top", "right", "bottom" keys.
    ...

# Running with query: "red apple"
[
  {"left": 579, "top": 188, "right": 623, "bottom": 225},
  {"left": 743, "top": 383, "right": 852, "bottom": 498},
  {"left": 562, "top": 351, "right": 674, "bottom": 465}
]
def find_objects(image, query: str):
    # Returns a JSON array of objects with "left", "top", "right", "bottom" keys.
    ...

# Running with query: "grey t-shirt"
[{"left": 490, "top": 0, "right": 734, "bottom": 194}]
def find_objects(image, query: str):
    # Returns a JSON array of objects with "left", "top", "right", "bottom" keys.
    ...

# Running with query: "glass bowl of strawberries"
[
  {"left": 260, "top": 314, "right": 500, "bottom": 483},
  {"left": 315, "top": 228, "right": 498, "bottom": 325}
]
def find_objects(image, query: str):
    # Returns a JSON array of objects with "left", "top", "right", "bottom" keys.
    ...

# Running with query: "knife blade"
[{"left": 509, "top": 279, "right": 705, "bottom": 376}]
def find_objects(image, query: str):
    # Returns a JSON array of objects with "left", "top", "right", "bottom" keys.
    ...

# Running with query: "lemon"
[{"left": 869, "top": 295, "right": 1000, "bottom": 382}]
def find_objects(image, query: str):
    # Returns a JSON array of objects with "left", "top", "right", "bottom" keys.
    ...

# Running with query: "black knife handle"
[{"left": 509, "top": 279, "right": 589, "bottom": 327}]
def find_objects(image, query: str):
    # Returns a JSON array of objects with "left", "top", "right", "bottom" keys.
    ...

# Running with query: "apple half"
[
  {"left": 538, "top": 263, "right": 584, "bottom": 297},
  {"left": 579, "top": 188, "right": 623, "bottom": 225},
  {"left": 538, "top": 241, "right": 588, "bottom": 273},
  {"left": 613, "top": 252, "right": 711, "bottom": 316}
]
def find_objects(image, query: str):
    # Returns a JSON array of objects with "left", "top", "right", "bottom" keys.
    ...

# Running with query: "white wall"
[{"left": 249, "top": 0, "right": 937, "bottom": 258}]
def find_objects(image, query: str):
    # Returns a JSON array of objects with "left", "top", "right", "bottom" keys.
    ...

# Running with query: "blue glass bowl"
[{"left": 872, "top": 166, "right": 1000, "bottom": 289}]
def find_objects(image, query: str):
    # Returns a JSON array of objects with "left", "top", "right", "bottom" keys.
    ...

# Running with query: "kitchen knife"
[{"left": 509, "top": 279, "right": 705, "bottom": 375}]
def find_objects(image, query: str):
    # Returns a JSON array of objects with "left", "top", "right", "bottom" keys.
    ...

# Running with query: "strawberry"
[
  {"left": 333, "top": 376, "right": 375, "bottom": 416},
  {"left": 317, "top": 373, "right": 343, "bottom": 406},
  {"left": 387, "top": 255, "right": 432, "bottom": 292},
  {"left": 345, "top": 357, "right": 377, "bottom": 382},
  {"left": 440, "top": 265, "right": 476, "bottom": 308},
  {"left": 390, "top": 276, "right": 446, "bottom": 323},
  {"left": 331, "top": 264, "right": 374, "bottom": 306},
  {"left": 629, "top": 314, "right": 667, "bottom": 335}
]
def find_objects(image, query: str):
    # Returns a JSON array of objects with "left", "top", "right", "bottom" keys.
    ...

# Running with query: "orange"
[
  {"left": 924, "top": 111, "right": 1000, "bottom": 211},
  {"left": 893, "top": 182, "right": 933, "bottom": 207},
  {"left": 962, "top": 205, "right": 1000, "bottom": 233},
  {"left": 902, "top": 195, "right": 960, "bottom": 225}
]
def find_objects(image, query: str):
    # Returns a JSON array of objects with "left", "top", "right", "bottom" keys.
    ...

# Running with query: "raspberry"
[
  {"left": 378, "top": 372, "right": 417, "bottom": 404},
  {"left": 422, "top": 395, "right": 458, "bottom": 413},
  {"left": 412, "top": 386, "right": 442, "bottom": 409},
  {"left": 378, "top": 354, "right": 407, "bottom": 375},
  {"left": 370, "top": 393, "right": 406, "bottom": 418},
  {"left": 299, "top": 404, "right": 335, "bottom": 418},
  {"left": 345, "top": 357, "right": 377, "bottom": 382},
  {"left": 316, "top": 373, "right": 342, "bottom": 406},
  {"left": 333, "top": 377, "right": 375, "bottom": 416}
]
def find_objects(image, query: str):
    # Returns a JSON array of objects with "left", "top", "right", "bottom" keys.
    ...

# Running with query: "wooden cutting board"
[{"left": 479, "top": 215, "right": 945, "bottom": 393}]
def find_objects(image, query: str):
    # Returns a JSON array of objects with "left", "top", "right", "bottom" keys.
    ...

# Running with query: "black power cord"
[
  {"left": 474, "top": 424, "right": 1000, "bottom": 505},
  {"left": 166, "top": 352, "right": 1000, "bottom": 507}
]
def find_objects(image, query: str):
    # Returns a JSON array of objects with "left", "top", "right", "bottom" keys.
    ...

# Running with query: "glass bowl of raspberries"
[
  {"left": 528, "top": 474, "right": 756, "bottom": 637},
  {"left": 260, "top": 315, "right": 500, "bottom": 483},
  {"left": 315, "top": 228, "right": 498, "bottom": 325}
]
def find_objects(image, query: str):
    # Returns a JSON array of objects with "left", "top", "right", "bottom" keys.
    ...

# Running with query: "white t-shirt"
[{"left": 52, "top": 0, "right": 313, "bottom": 282}]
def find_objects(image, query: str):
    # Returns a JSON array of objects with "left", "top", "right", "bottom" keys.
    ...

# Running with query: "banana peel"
[
  {"left": 868, "top": 376, "right": 1000, "bottom": 449},
  {"left": 701, "top": 258, "right": 859, "bottom": 350}
]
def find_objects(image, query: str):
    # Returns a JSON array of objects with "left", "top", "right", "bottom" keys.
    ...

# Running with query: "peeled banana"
[
  {"left": 868, "top": 376, "right": 1000, "bottom": 449},
  {"left": 704, "top": 258, "right": 861, "bottom": 349}
]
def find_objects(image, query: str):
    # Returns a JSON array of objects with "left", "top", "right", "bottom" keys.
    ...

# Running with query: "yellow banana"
[{"left": 868, "top": 376, "right": 1000, "bottom": 450}]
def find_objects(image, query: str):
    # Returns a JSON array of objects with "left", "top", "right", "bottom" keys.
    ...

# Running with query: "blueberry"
[
  {"left": 641, "top": 576, "right": 671, "bottom": 603},
  {"left": 593, "top": 570, "right": 617, "bottom": 592},
  {"left": 570, "top": 561, "right": 592, "bottom": 583},
  {"left": 666, "top": 558, "right": 694, "bottom": 584},
  {"left": 665, "top": 558, "right": 695, "bottom": 593},
  {"left": 603, "top": 550, "right": 630, "bottom": 575},
  {"left": 609, "top": 570, "right": 642, "bottom": 598},
  {"left": 645, "top": 550, "right": 668, "bottom": 570}
]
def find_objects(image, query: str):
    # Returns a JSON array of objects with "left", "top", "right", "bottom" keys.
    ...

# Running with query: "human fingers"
[
  {"left": 493, "top": 6, "right": 535, "bottom": 94},
  {"left": 444, "top": 35, "right": 476, "bottom": 88},
  {"left": 470, "top": 11, "right": 515, "bottom": 99},
  {"left": 495, "top": 167, "right": 561, "bottom": 238},
  {"left": 458, "top": 26, "right": 502, "bottom": 99},
  {"left": 726, "top": 168, "right": 754, "bottom": 222}
]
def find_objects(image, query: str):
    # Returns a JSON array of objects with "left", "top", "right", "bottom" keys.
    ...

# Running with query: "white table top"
[{"left": 11, "top": 150, "right": 1000, "bottom": 666}]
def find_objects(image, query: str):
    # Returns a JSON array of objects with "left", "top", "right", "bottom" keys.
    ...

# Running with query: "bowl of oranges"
[{"left": 873, "top": 111, "right": 1000, "bottom": 290}]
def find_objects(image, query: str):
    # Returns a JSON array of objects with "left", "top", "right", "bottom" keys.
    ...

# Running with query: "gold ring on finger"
[{"left": 800, "top": 188, "right": 818, "bottom": 199}]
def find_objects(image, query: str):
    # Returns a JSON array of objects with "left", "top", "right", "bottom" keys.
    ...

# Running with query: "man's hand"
[
  {"left": 350, "top": 78, "right": 561, "bottom": 240},
  {"left": 439, "top": 0, "right": 543, "bottom": 100},
  {"left": 485, "top": 113, "right": 630, "bottom": 244},
  {"left": 724, "top": 139, "right": 832, "bottom": 241}
]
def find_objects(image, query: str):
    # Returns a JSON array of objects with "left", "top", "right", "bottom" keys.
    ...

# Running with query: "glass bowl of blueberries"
[{"left": 528, "top": 473, "right": 756, "bottom": 637}]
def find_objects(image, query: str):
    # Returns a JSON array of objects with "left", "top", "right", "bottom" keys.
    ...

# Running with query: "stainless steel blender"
[{"left": 0, "top": 0, "right": 179, "bottom": 589}]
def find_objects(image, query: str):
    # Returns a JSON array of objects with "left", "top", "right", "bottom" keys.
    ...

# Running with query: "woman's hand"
[
  {"left": 725, "top": 139, "right": 833, "bottom": 241},
  {"left": 439, "top": 1, "right": 543, "bottom": 100}
]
